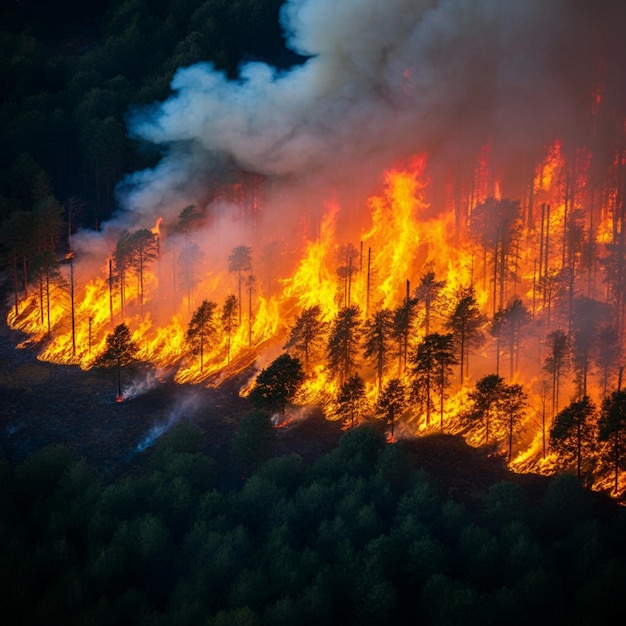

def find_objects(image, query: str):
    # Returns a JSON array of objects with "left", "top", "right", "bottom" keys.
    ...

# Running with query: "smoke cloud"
[{"left": 109, "top": 0, "right": 626, "bottom": 232}]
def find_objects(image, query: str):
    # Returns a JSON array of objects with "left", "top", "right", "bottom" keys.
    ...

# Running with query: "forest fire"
[{"left": 5, "top": 0, "right": 626, "bottom": 498}]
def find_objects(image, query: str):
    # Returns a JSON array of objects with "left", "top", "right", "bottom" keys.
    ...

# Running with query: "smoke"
[
  {"left": 134, "top": 388, "right": 205, "bottom": 453},
  {"left": 108, "top": 0, "right": 626, "bottom": 234},
  {"left": 121, "top": 370, "right": 160, "bottom": 401}
]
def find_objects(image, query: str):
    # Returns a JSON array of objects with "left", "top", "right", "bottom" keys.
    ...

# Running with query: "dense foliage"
[
  {"left": 1, "top": 420, "right": 624, "bottom": 625},
  {"left": 0, "top": 0, "right": 295, "bottom": 228}
]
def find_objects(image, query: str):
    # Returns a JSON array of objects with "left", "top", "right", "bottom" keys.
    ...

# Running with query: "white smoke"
[
  {"left": 111, "top": 0, "right": 626, "bottom": 231},
  {"left": 134, "top": 388, "right": 205, "bottom": 453}
]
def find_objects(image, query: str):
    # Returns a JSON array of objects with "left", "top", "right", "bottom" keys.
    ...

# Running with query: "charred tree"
[
  {"left": 221, "top": 294, "right": 238, "bottom": 365},
  {"left": 335, "top": 373, "right": 369, "bottom": 428},
  {"left": 550, "top": 395, "right": 596, "bottom": 480},
  {"left": 326, "top": 305, "right": 362, "bottom": 386},
  {"left": 363, "top": 308, "right": 394, "bottom": 396},
  {"left": 410, "top": 332, "right": 457, "bottom": 429},
  {"left": 228, "top": 245, "right": 252, "bottom": 325},
  {"left": 186, "top": 300, "right": 218, "bottom": 374},
  {"left": 284, "top": 305, "right": 327, "bottom": 374}
]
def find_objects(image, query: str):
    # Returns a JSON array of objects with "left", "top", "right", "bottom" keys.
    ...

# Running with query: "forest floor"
[{"left": 0, "top": 300, "right": 610, "bottom": 513}]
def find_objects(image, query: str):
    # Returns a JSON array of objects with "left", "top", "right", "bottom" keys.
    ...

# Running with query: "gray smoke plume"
[{"left": 111, "top": 0, "right": 626, "bottom": 231}]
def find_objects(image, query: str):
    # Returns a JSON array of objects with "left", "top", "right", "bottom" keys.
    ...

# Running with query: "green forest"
[{"left": 1, "top": 420, "right": 625, "bottom": 626}]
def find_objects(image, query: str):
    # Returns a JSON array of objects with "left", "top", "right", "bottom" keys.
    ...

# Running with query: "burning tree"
[
  {"left": 446, "top": 286, "right": 486, "bottom": 385},
  {"left": 391, "top": 290, "right": 418, "bottom": 376},
  {"left": 283, "top": 304, "right": 327, "bottom": 373},
  {"left": 186, "top": 300, "right": 218, "bottom": 374},
  {"left": 375, "top": 377, "right": 406, "bottom": 439},
  {"left": 598, "top": 389, "right": 626, "bottom": 493},
  {"left": 414, "top": 270, "right": 445, "bottom": 335},
  {"left": 462, "top": 374, "right": 524, "bottom": 449},
  {"left": 410, "top": 332, "right": 457, "bottom": 429},
  {"left": 469, "top": 197, "right": 522, "bottom": 313},
  {"left": 228, "top": 245, "right": 252, "bottom": 324},
  {"left": 221, "top": 294, "right": 238, "bottom": 364},
  {"left": 334, "top": 373, "right": 369, "bottom": 428},
  {"left": 490, "top": 297, "right": 531, "bottom": 378},
  {"left": 248, "top": 353, "right": 305, "bottom": 420},
  {"left": 326, "top": 305, "right": 362, "bottom": 386},
  {"left": 543, "top": 328, "right": 570, "bottom": 417},
  {"left": 128, "top": 228, "right": 159, "bottom": 310},
  {"left": 363, "top": 308, "right": 394, "bottom": 395},
  {"left": 94, "top": 323, "right": 139, "bottom": 400},
  {"left": 550, "top": 395, "right": 597, "bottom": 480}
]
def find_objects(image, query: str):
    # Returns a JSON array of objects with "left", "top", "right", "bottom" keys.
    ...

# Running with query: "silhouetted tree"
[
  {"left": 113, "top": 230, "right": 132, "bottom": 313},
  {"left": 326, "top": 305, "right": 362, "bottom": 385},
  {"left": 543, "top": 329, "right": 570, "bottom": 417},
  {"left": 177, "top": 204, "right": 201, "bottom": 241},
  {"left": 363, "top": 308, "right": 394, "bottom": 395},
  {"left": 598, "top": 389, "right": 626, "bottom": 493},
  {"left": 594, "top": 323, "right": 622, "bottom": 397},
  {"left": 335, "top": 373, "right": 369, "bottom": 428},
  {"left": 571, "top": 296, "right": 609, "bottom": 398},
  {"left": 245, "top": 274, "right": 256, "bottom": 347},
  {"left": 492, "top": 297, "right": 530, "bottom": 378},
  {"left": 414, "top": 270, "right": 445, "bottom": 335},
  {"left": 375, "top": 377, "right": 406, "bottom": 439},
  {"left": 94, "top": 322, "right": 138, "bottom": 399},
  {"left": 550, "top": 395, "right": 596, "bottom": 479},
  {"left": 228, "top": 245, "right": 252, "bottom": 324},
  {"left": 178, "top": 242, "right": 203, "bottom": 313},
  {"left": 221, "top": 294, "right": 238, "bottom": 364},
  {"left": 391, "top": 292, "right": 418, "bottom": 375},
  {"left": 469, "top": 197, "right": 522, "bottom": 312},
  {"left": 284, "top": 305, "right": 327, "bottom": 373},
  {"left": 336, "top": 243, "right": 359, "bottom": 307},
  {"left": 410, "top": 332, "right": 457, "bottom": 428},
  {"left": 249, "top": 354, "right": 305, "bottom": 420},
  {"left": 446, "top": 286, "right": 485, "bottom": 385},
  {"left": 186, "top": 300, "right": 218, "bottom": 373},
  {"left": 0, "top": 210, "right": 35, "bottom": 315},
  {"left": 500, "top": 382, "right": 528, "bottom": 460},
  {"left": 128, "top": 228, "right": 158, "bottom": 310},
  {"left": 31, "top": 249, "right": 62, "bottom": 335},
  {"left": 462, "top": 374, "right": 507, "bottom": 446}
]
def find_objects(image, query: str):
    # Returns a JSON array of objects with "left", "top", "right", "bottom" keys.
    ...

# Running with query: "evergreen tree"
[
  {"left": 391, "top": 293, "right": 418, "bottom": 375},
  {"left": 414, "top": 270, "right": 445, "bottom": 335},
  {"left": 283, "top": 305, "right": 327, "bottom": 373},
  {"left": 363, "top": 308, "right": 394, "bottom": 395},
  {"left": 326, "top": 305, "right": 362, "bottom": 385},
  {"left": 128, "top": 228, "right": 159, "bottom": 310},
  {"left": 598, "top": 389, "right": 626, "bottom": 493},
  {"left": 446, "top": 286, "right": 485, "bottom": 385},
  {"left": 375, "top": 378, "right": 406, "bottom": 439},
  {"left": 94, "top": 322, "right": 138, "bottom": 399},
  {"left": 410, "top": 332, "right": 457, "bottom": 429},
  {"left": 335, "top": 373, "right": 369, "bottom": 428},
  {"left": 221, "top": 294, "right": 238, "bottom": 365},
  {"left": 249, "top": 354, "right": 305, "bottom": 420},
  {"left": 543, "top": 329, "right": 570, "bottom": 417},
  {"left": 550, "top": 395, "right": 596, "bottom": 479},
  {"left": 228, "top": 245, "right": 252, "bottom": 324},
  {"left": 186, "top": 300, "right": 218, "bottom": 373}
]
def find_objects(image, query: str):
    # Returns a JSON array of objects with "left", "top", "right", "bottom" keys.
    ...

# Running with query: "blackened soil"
[
  {"left": 0, "top": 308, "right": 618, "bottom": 516},
  {"left": 0, "top": 311, "right": 345, "bottom": 481}
]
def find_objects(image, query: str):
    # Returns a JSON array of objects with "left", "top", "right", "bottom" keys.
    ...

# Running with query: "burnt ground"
[
  {"left": 0, "top": 309, "right": 346, "bottom": 482},
  {"left": 0, "top": 303, "right": 617, "bottom": 515}
]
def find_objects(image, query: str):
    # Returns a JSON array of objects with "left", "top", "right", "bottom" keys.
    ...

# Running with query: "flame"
[{"left": 8, "top": 130, "right": 626, "bottom": 498}]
